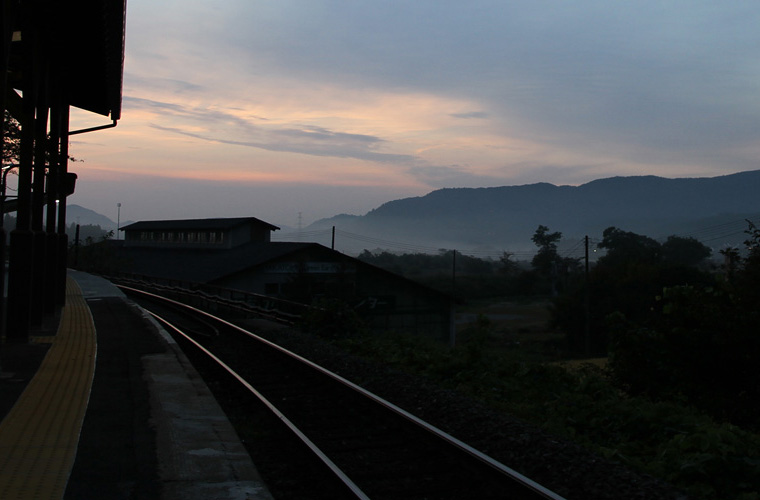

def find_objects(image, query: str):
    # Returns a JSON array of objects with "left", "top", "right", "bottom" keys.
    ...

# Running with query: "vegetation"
[
  {"left": 530, "top": 224, "right": 581, "bottom": 295},
  {"left": 357, "top": 248, "right": 535, "bottom": 299},
  {"left": 603, "top": 225, "right": 760, "bottom": 429},
  {"left": 68, "top": 230, "right": 127, "bottom": 274},
  {"left": 2, "top": 110, "right": 21, "bottom": 164},
  {"left": 2, "top": 215, "right": 109, "bottom": 242},
  {"left": 552, "top": 228, "right": 716, "bottom": 355},
  {"left": 358, "top": 248, "right": 496, "bottom": 277},
  {"left": 347, "top": 222, "right": 760, "bottom": 500},
  {"left": 334, "top": 315, "right": 759, "bottom": 500}
]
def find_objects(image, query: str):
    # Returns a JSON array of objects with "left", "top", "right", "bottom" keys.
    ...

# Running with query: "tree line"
[
  {"left": 360, "top": 223, "right": 760, "bottom": 430},
  {"left": 2, "top": 214, "right": 111, "bottom": 243}
]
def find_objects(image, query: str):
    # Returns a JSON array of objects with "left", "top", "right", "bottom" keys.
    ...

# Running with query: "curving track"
[{"left": 123, "top": 286, "right": 566, "bottom": 500}]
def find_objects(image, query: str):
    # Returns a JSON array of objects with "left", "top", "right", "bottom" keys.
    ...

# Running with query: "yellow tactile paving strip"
[{"left": 0, "top": 278, "right": 97, "bottom": 500}]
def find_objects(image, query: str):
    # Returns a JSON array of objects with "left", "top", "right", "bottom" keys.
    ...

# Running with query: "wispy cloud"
[
  {"left": 450, "top": 112, "right": 489, "bottom": 119},
  {"left": 149, "top": 123, "right": 417, "bottom": 164},
  {"left": 68, "top": 1, "right": 760, "bottom": 223}
]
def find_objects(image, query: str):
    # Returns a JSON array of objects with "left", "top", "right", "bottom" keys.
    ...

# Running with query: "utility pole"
[
  {"left": 331, "top": 226, "right": 335, "bottom": 250},
  {"left": 74, "top": 224, "right": 80, "bottom": 267},
  {"left": 450, "top": 249, "right": 457, "bottom": 348},
  {"left": 116, "top": 202, "right": 121, "bottom": 240},
  {"left": 451, "top": 249, "right": 456, "bottom": 294},
  {"left": 584, "top": 235, "right": 591, "bottom": 356}
]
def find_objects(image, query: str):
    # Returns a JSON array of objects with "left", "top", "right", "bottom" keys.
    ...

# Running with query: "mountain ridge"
[{"left": 304, "top": 170, "right": 760, "bottom": 254}]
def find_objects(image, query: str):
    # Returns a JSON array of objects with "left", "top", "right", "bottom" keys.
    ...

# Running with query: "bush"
[
  {"left": 608, "top": 285, "right": 760, "bottom": 429},
  {"left": 301, "top": 298, "right": 368, "bottom": 339},
  {"left": 336, "top": 329, "right": 760, "bottom": 500}
]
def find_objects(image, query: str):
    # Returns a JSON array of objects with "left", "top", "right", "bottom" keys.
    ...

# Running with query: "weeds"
[{"left": 335, "top": 327, "right": 760, "bottom": 500}]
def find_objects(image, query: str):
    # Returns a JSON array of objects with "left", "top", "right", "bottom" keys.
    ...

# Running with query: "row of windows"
[{"left": 133, "top": 230, "right": 225, "bottom": 244}]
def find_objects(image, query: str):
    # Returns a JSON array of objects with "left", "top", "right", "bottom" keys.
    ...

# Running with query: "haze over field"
[
  {"left": 69, "top": 171, "right": 760, "bottom": 259},
  {"left": 65, "top": 2, "right": 760, "bottom": 228}
]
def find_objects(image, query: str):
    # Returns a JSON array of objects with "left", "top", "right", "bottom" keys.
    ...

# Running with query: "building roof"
[
  {"left": 121, "top": 217, "right": 281, "bottom": 232},
  {"left": 116, "top": 241, "right": 315, "bottom": 283},
  {"left": 114, "top": 240, "right": 452, "bottom": 300},
  {"left": 64, "top": 0, "right": 127, "bottom": 120}
]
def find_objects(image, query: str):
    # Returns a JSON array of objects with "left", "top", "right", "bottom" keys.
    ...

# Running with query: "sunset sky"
[{"left": 67, "top": 1, "right": 760, "bottom": 228}]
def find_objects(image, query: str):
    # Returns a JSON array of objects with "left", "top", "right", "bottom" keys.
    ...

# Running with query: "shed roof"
[
  {"left": 117, "top": 241, "right": 315, "bottom": 282},
  {"left": 115, "top": 240, "right": 452, "bottom": 300},
  {"left": 121, "top": 217, "right": 281, "bottom": 232}
]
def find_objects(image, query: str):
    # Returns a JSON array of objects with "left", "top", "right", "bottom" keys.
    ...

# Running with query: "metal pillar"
[
  {"left": 0, "top": 0, "right": 18, "bottom": 344},
  {"left": 43, "top": 98, "right": 63, "bottom": 315},
  {"left": 29, "top": 100, "right": 48, "bottom": 329},
  {"left": 6, "top": 4, "right": 40, "bottom": 341},
  {"left": 55, "top": 106, "right": 70, "bottom": 306}
]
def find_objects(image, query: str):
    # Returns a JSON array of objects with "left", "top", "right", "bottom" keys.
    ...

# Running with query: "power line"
[{"left": 661, "top": 215, "right": 760, "bottom": 247}]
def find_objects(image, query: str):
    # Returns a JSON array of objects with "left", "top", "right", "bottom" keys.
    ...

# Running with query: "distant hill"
[
  {"left": 300, "top": 170, "right": 760, "bottom": 255},
  {"left": 66, "top": 204, "right": 118, "bottom": 229}
]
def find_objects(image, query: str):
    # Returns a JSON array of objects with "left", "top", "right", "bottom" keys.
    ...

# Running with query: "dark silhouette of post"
[
  {"left": 29, "top": 100, "right": 49, "bottom": 329},
  {"left": 449, "top": 249, "right": 457, "bottom": 347},
  {"left": 6, "top": 19, "right": 39, "bottom": 340},
  {"left": 56, "top": 116, "right": 72, "bottom": 307},
  {"left": 73, "top": 224, "right": 80, "bottom": 268},
  {"left": 584, "top": 235, "right": 591, "bottom": 355}
]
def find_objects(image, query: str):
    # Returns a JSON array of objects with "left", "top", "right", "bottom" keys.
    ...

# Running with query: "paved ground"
[{"left": 1, "top": 271, "right": 273, "bottom": 500}]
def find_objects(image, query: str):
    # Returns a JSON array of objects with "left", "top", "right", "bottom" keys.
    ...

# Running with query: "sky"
[{"left": 67, "top": 1, "right": 760, "bottom": 228}]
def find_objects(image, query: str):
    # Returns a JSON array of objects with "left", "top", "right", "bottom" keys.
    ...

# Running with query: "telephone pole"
[
  {"left": 450, "top": 249, "right": 457, "bottom": 348},
  {"left": 584, "top": 235, "right": 591, "bottom": 356}
]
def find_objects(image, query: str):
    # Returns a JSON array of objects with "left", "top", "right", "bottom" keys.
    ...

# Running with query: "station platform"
[{"left": 0, "top": 270, "right": 273, "bottom": 500}]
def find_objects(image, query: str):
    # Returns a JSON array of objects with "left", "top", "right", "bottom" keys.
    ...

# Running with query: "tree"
[
  {"left": 743, "top": 219, "right": 760, "bottom": 262},
  {"left": 661, "top": 235, "right": 712, "bottom": 268},
  {"left": 553, "top": 227, "right": 716, "bottom": 355},
  {"left": 719, "top": 246, "right": 741, "bottom": 281},
  {"left": 530, "top": 225, "right": 580, "bottom": 295},
  {"left": 499, "top": 251, "right": 519, "bottom": 276},
  {"left": 530, "top": 225, "right": 562, "bottom": 276},
  {"left": 2, "top": 111, "right": 21, "bottom": 164},
  {"left": 2, "top": 109, "right": 80, "bottom": 165},
  {"left": 734, "top": 220, "right": 760, "bottom": 306},
  {"left": 608, "top": 283, "right": 760, "bottom": 428},
  {"left": 597, "top": 226, "right": 660, "bottom": 267}
]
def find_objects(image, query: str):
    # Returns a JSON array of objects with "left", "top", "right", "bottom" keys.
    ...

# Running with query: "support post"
[
  {"left": 55, "top": 106, "right": 70, "bottom": 306},
  {"left": 7, "top": 6, "right": 39, "bottom": 341},
  {"left": 44, "top": 98, "right": 63, "bottom": 314},
  {"left": 30, "top": 100, "right": 49, "bottom": 328}
]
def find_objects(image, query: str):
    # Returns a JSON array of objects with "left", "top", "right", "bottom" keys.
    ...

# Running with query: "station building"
[{"left": 117, "top": 217, "right": 452, "bottom": 340}]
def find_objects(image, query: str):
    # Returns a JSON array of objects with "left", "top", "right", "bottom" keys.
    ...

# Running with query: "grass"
[
  {"left": 455, "top": 297, "right": 565, "bottom": 362},
  {"left": 332, "top": 298, "right": 760, "bottom": 500}
]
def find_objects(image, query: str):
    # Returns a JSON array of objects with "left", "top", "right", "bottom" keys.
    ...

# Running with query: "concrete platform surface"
[{"left": 1, "top": 271, "right": 273, "bottom": 500}]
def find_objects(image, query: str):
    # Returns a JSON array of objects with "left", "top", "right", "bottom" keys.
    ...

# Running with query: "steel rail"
[
  {"left": 146, "top": 308, "right": 371, "bottom": 500},
  {"left": 122, "top": 285, "right": 567, "bottom": 500}
]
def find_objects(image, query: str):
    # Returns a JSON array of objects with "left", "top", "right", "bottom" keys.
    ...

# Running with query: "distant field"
[
  {"left": 455, "top": 298, "right": 569, "bottom": 361},
  {"left": 456, "top": 298, "right": 556, "bottom": 336}
]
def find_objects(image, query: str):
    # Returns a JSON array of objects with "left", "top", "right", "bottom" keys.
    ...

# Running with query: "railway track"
[{"left": 123, "top": 286, "right": 566, "bottom": 500}]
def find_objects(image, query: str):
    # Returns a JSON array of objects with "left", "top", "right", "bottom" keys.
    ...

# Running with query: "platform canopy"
[{"left": 6, "top": 0, "right": 126, "bottom": 120}]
